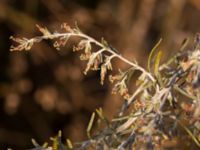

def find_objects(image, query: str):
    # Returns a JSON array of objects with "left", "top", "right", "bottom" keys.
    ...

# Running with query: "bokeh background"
[{"left": 1, "top": 0, "right": 200, "bottom": 149}]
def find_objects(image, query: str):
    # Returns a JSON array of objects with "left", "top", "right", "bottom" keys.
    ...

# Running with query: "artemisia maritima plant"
[{"left": 10, "top": 23, "right": 200, "bottom": 150}]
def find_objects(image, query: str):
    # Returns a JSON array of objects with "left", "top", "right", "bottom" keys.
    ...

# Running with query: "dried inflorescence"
[{"left": 10, "top": 24, "right": 200, "bottom": 149}]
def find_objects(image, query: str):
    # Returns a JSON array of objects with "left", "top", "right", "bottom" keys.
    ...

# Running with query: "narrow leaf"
[
  {"left": 42, "top": 142, "right": 48, "bottom": 148},
  {"left": 148, "top": 38, "right": 162, "bottom": 72},
  {"left": 154, "top": 50, "right": 163, "bottom": 77},
  {"left": 96, "top": 108, "right": 103, "bottom": 119},
  {"left": 101, "top": 37, "right": 109, "bottom": 47},
  {"left": 178, "top": 121, "right": 200, "bottom": 147},
  {"left": 66, "top": 139, "right": 73, "bottom": 149},
  {"left": 31, "top": 139, "right": 41, "bottom": 147},
  {"left": 87, "top": 112, "right": 96, "bottom": 139},
  {"left": 180, "top": 38, "right": 189, "bottom": 51}
]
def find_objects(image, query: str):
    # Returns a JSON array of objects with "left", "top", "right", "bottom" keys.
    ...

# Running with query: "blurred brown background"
[{"left": 1, "top": 0, "right": 200, "bottom": 149}]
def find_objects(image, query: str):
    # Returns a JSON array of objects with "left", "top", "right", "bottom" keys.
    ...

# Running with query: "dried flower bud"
[
  {"left": 53, "top": 35, "right": 70, "bottom": 50},
  {"left": 100, "top": 64, "right": 107, "bottom": 85},
  {"left": 10, "top": 36, "right": 35, "bottom": 51},
  {"left": 112, "top": 81, "right": 130, "bottom": 99},
  {"left": 61, "top": 23, "right": 72, "bottom": 32},
  {"left": 36, "top": 24, "right": 51, "bottom": 38}
]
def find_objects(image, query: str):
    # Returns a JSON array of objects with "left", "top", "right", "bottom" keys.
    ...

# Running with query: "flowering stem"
[{"left": 76, "top": 32, "right": 156, "bottom": 82}]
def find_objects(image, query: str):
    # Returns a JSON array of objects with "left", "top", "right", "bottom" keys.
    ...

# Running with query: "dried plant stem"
[
  {"left": 13, "top": 30, "right": 155, "bottom": 82},
  {"left": 76, "top": 32, "right": 155, "bottom": 82}
]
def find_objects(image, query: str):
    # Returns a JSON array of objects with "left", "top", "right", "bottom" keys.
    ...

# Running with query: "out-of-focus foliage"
[{"left": 2, "top": 0, "right": 200, "bottom": 149}]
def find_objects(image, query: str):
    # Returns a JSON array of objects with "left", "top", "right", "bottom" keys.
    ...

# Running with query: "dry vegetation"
[
  {"left": 1, "top": 0, "right": 200, "bottom": 149},
  {"left": 10, "top": 23, "right": 200, "bottom": 150}
]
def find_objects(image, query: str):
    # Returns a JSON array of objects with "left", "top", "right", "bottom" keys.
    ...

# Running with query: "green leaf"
[
  {"left": 154, "top": 50, "right": 163, "bottom": 77},
  {"left": 66, "top": 139, "right": 73, "bottom": 149},
  {"left": 42, "top": 142, "right": 48, "bottom": 148},
  {"left": 101, "top": 37, "right": 109, "bottom": 47},
  {"left": 87, "top": 112, "right": 96, "bottom": 139},
  {"left": 180, "top": 38, "right": 189, "bottom": 51},
  {"left": 159, "top": 38, "right": 189, "bottom": 70},
  {"left": 96, "top": 107, "right": 103, "bottom": 119},
  {"left": 174, "top": 85, "right": 196, "bottom": 100},
  {"left": 154, "top": 50, "right": 164, "bottom": 87},
  {"left": 148, "top": 38, "right": 162, "bottom": 72},
  {"left": 96, "top": 107, "right": 110, "bottom": 127}
]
